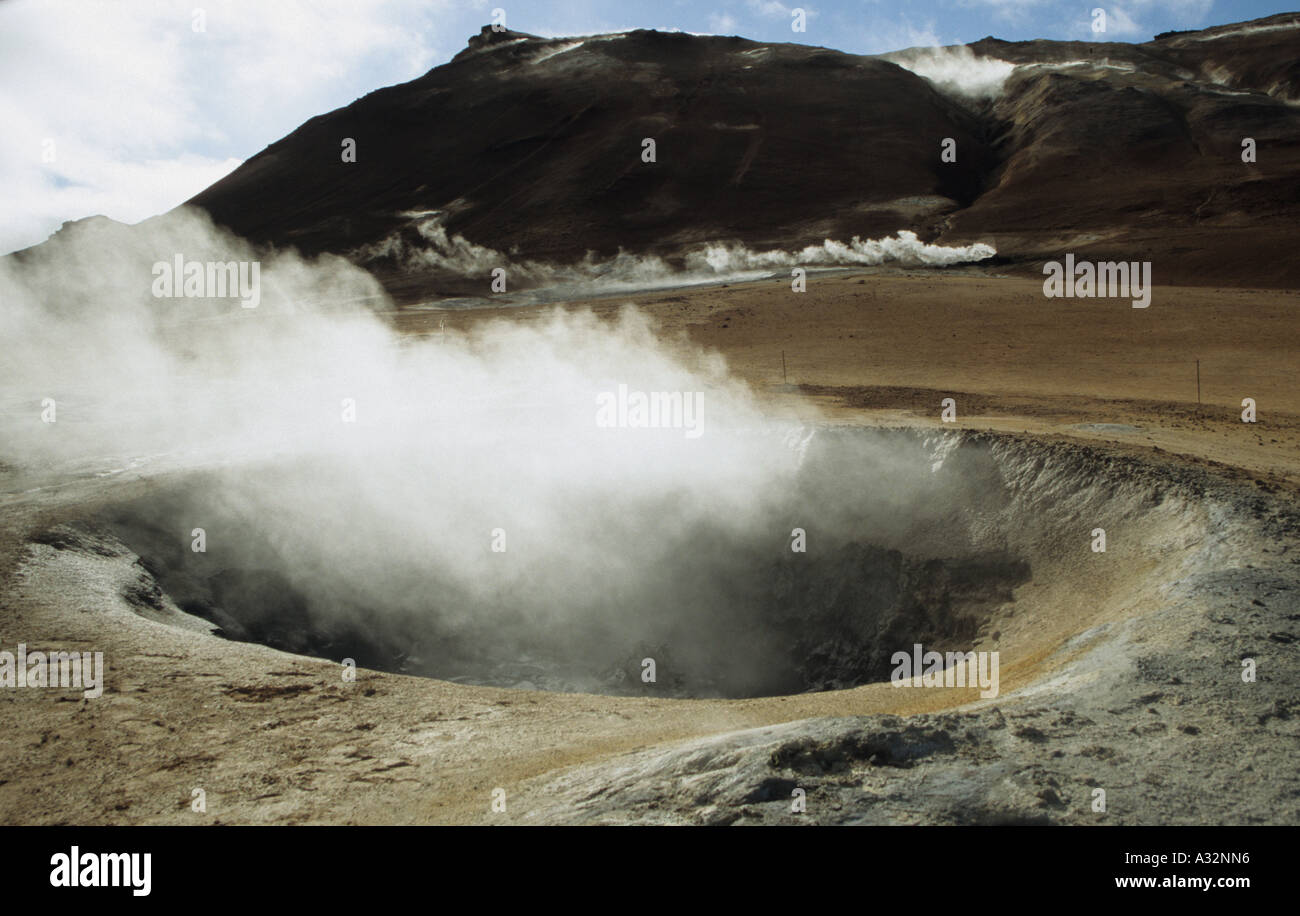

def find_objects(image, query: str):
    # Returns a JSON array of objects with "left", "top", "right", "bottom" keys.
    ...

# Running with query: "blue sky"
[
  {"left": 516, "top": 0, "right": 1292, "bottom": 49},
  {"left": 1, "top": 0, "right": 1294, "bottom": 253}
]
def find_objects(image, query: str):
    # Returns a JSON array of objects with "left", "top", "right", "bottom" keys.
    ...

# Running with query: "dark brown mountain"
[
  {"left": 26, "top": 14, "right": 1300, "bottom": 294},
  {"left": 947, "top": 13, "right": 1300, "bottom": 285},
  {"left": 187, "top": 25, "right": 1001, "bottom": 295}
]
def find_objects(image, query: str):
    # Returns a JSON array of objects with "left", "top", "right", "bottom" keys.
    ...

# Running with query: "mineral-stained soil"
[{"left": 1, "top": 271, "right": 1297, "bottom": 825}]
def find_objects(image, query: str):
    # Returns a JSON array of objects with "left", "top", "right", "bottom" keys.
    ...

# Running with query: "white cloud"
[
  {"left": 709, "top": 12, "right": 739, "bottom": 33},
  {"left": 1065, "top": 4, "right": 1147, "bottom": 40},
  {"left": 1107, "top": 6, "right": 1145, "bottom": 37},
  {"left": 0, "top": 0, "right": 452, "bottom": 254},
  {"left": 962, "top": 0, "right": 1213, "bottom": 34},
  {"left": 745, "top": 0, "right": 816, "bottom": 21},
  {"left": 953, "top": 0, "right": 1052, "bottom": 26},
  {"left": 1, "top": 145, "right": 242, "bottom": 256},
  {"left": 858, "top": 16, "right": 943, "bottom": 55}
]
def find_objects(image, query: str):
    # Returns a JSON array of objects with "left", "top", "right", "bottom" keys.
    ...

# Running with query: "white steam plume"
[
  {"left": 1, "top": 206, "right": 836, "bottom": 696},
  {"left": 689, "top": 231, "right": 996, "bottom": 271},
  {"left": 882, "top": 45, "right": 1016, "bottom": 101},
  {"left": 358, "top": 216, "right": 996, "bottom": 299}
]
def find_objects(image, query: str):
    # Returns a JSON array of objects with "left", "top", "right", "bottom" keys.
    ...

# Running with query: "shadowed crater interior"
[{"left": 91, "top": 428, "right": 1190, "bottom": 698}]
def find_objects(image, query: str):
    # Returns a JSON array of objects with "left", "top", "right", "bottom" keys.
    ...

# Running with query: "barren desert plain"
[{"left": 2, "top": 268, "right": 1298, "bottom": 825}]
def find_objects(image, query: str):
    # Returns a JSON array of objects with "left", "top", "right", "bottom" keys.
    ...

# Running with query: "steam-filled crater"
[{"left": 91, "top": 428, "right": 1199, "bottom": 698}]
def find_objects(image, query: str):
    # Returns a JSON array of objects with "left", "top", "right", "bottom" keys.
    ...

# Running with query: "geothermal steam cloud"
[
  {"left": 359, "top": 216, "right": 996, "bottom": 294},
  {"left": 881, "top": 45, "right": 1016, "bottom": 101},
  {"left": 2, "top": 206, "right": 1008, "bottom": 696},
  {"left": 0, "top": 206, "right": 833, "bottom": 693}
]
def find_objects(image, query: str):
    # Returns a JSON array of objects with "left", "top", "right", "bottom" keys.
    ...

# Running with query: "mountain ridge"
[{"left": 18, "top": 14, "right": 1300, "bottom": 293}]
